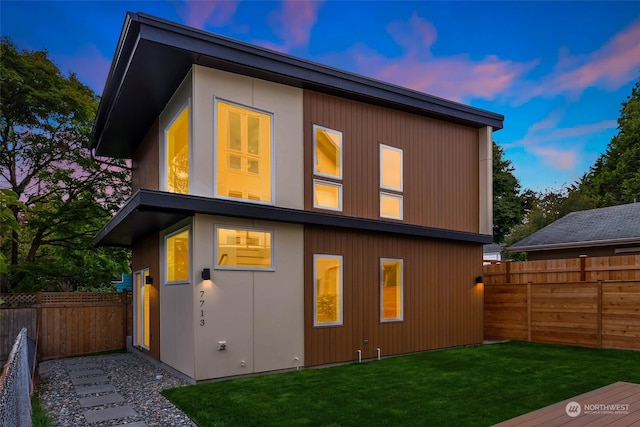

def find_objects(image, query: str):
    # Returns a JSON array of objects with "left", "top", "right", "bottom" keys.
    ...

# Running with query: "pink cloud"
[
  {"left": 175, "top": 1, "right": 238, "bottom": 30},
  {"left": 527, "top": 146, "right": 577, "bottom": 171},
  {"left": 535, "top": 18, "right": 640, "bottom": 98},
  {"left": 387, "top": 12, "right": 437, "bottom": 53},
  {"left": 258, "top": 0, "right": 324, "bottom": 53},
  {"left": 55, "top": 44, "right": 111, "bottom": 92}
]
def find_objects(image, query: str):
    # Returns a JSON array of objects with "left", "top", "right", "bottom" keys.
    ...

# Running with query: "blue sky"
[{"left": 2, "top": 1, "right": 639, "bottom": 192}]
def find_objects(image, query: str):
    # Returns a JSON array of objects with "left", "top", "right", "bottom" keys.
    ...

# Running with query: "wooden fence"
[
  {"left": 1, "top": 292, "right": 133, "bottom": 361},
  {"left": 484, "top": 255, "right": 640, "bottom": 351}
]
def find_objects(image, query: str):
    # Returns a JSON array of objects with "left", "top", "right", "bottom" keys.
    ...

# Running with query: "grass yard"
[{"left": 162, "top": 341, "right": 640, "bottom": 426}]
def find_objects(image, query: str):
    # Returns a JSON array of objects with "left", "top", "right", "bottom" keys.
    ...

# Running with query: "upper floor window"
[
  {"left": 313, "top": 125, "right": 343, "bottom": 211},
  {"left": 380, "top": 144, "right": 403, "bottom": 219},
  {"left": 165, "top": 105, "right": 189, "bottom": 193},
  {"left": 215, "top": 226, "right": 274, "bottom": 271},
  {"left": 216, "top": 99, "right": 273, "bottom": 203},
  {"left": 165, "top": 227, "right": 190, "bottom": 284}
]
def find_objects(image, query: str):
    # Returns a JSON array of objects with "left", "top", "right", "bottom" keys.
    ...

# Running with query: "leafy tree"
[
  {"left": 582, "top": 79, "right": 640, "bottom": 206},
  {"left": 492, "top": 142, "right": 532, "bottom": 243},
  {"left": 0, "top": 38, "right": 130, "bottom": 293}
]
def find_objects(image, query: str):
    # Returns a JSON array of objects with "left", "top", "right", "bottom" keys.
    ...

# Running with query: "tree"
[
  {"left": 582, "top": 79, "right": 640, "bottom": 206},
  {"left": 492, "top": 142, "right": 531, "bottom": 243},
  {"left": 0, "top": 38, "right": 130, "bottom": 293}
]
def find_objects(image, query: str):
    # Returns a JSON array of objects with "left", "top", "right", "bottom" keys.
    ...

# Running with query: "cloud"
[
  {"left": 55, "top": 44, "right": 111, "bottom": 92},
  {"left": 257, "top": 0, "right": 324, "bottom": 53},
  {"left": 506, "top": 112, "right": 617, "bottom": 171},
  {"left": 530, "top": 18, "right": 640, "bottom": 99},
  {"left": 175, "top": 1, "right": 238, "bottom": 30}
]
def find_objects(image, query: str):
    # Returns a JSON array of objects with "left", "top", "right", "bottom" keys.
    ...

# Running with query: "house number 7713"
[{"left": 200, "top": 290, "right": 205, "bottom": 326}]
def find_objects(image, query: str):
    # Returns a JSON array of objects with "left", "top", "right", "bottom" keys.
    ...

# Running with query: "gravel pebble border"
[{"left": 37, "top": 352, "right": 197, "bottom": 426}]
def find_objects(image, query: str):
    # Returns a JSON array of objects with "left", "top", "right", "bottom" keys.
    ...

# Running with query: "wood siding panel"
[
  {"left": 304, "top": 225, "right": 483, "bottom": 367},
  {"left": 132, "top": 232, "right": 161, "bottom": 359},
  {"left": 131, "top": 117, "right": 160, "bottom": 193},
  {"left": 304, "top": 90, "right": 480, "bottom": 233}
]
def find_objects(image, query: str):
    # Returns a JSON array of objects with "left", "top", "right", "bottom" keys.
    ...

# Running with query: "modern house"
[
  {"left": 92, "top": 12, "right": 503, "bottom": 381},
  {"left": 508, "top": 203, "right": 640, "bottom": 260}
]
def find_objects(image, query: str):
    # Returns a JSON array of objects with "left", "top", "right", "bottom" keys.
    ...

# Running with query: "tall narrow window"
[
  {"left": 380, "top": 144, "right": 403, "bottom": 219},
  {"left": 215, "top": 226, "right": 274, "bottom": 270},
  {"left": 134, "top": 269, "right": 150, "bottom": 349},
  {"left": 313, "top": 125, "right": 343, "bottom": 211},
  {"left": 166, "top": 105, "right": 189, "bottom": 193},
  {"left": 216, "top": 100, "right": 273, "bottom": 203},
  {"left": 314, "top": 254, "right": 343, "bottom": 326},
  {"left": 165, "top": 227, "right": 190, "bottom": 284},
  {"left": 380, "top": 258, "right": 403, "bottom": 321}
]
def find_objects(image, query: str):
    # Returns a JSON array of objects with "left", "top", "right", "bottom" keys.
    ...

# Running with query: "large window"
[
  {"left": 380, "top": 258, "right": 403, "bottom": 321},
  {"left": 165, "top": 227, "right": 190, "bottom": 284},
  {"left": 165, "top": 105, "right": 189, "bottom": 194},
  {"left": 380, "top": 144, "right": 403, "bottom": 219},
  {"left": 313, "top": 125, "right": 343, "bottom": 211},
  {"left": 314, "top": 254, "right": 343, "bottom": 326},
  {"left": 215, "top": 226, "right": 274, "bottom": 270},
  {"left": 216, "top": 100, "right": 273, "bottom": 203}
]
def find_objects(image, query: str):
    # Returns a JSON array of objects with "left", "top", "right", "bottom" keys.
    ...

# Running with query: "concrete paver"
[
  {"left": 75, "top": 384, "right": 117, "bottom": 395},
  {"left": 83, "top": 406, "right": 137, "bottom": 424},
  {"left": 69, "top": 368, "right": 104, "bottom": 377},
  {"left": 78, "top": 393, "right": 126, "bottom": 408},
  {"left": 71, "top": 375, "right": 109, "bottom": 385}
]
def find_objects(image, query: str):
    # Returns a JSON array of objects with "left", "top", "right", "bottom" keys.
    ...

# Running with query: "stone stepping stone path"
[{"left": 63, "top": 358, "right": 148, "bottom": 426}]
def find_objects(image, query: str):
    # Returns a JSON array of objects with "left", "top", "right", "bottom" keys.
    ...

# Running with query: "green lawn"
[{"left": 162, "top": 341, "right": 640, "bottom": 427}]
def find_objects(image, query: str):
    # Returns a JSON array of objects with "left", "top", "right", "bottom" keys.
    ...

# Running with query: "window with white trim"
[
  {"left": 165, "top": 227, "right": 190, "bottom": 284},
  {"left": 165, "top": 104, "right": 189, "bottom": 194},
  {"left": 313, "top": 125, "right": 343, "bottom": 211},
  {"left": 314, "top": 254, "right": 343, "bottom": 326},
  {"left": 380, "top": 144, "right": 403, "bottom": 219},
  {"left": 380, "top": 258, "right": 403, "bottom": 321},
  {"left": 215, "top": 226, "right": 274, "bottom": 271}
]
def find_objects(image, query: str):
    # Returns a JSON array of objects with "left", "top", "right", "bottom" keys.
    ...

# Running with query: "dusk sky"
[{"left": 2, "top": 1, "right": 639, "bottom": 192}]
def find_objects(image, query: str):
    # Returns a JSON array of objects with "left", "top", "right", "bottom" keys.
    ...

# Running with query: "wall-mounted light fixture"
[
  {"left": 145, "top": 276, "right": 153, "bottom": 285},
  {"left": 201, "top": 268, "right": 211, "bottom": 280},
  {"left": 475, "top": 276, "right": 483, "bottom": 284}
]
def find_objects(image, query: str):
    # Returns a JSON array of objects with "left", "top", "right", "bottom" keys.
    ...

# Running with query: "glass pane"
[
  {"left": 380, "top": 193, "right": 402, "bottom": 219},
  {"left": 143, "top": 271, "right": 150, "bottom": 347},
  {"left": 216, "top": 227, "right": 273, "bottom": 269},
  {"left": 314, "top": 181, "right": 341, "bottom": 210},
  {"left": 166, "top": 106, "right": 189, "bottom": 194},
  {"left": 315, "top": 256, "right": 342, "bottom": 325},
  {"left": 228, "top": 111, "right": 241, "bottom": 151},
  {"left": 166, "top": 229, "right": 189, "bottom": 282},
  {"left": 217, "top": 101, "right": 272, "bottom": 203},
  {"left": 315, "top": 127, "right": 341, "bottom": 178},
  {"left": 381, "top": 145, "right": 402, "bottom": 190},
  {"left": 381, "top": 260, "right": 403, "bottom": 320}
]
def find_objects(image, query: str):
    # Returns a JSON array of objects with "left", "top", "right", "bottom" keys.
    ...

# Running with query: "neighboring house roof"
[
  {"left": 91, "top": 12, "right": 503, "bottom": 158},
  {"left": 508, "top": 203, "right": 640, "bottom": 252},
  {"left": 483, "top": 243, "right": 501, "bottom": 254}
]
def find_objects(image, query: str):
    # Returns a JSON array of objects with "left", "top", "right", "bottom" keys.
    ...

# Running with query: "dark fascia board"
[
  {"left": 92, "top": 12, "right": 504, "bottom": 158},
  {"left": 94, "top": 189, "right": 493, "bottom": 247}
]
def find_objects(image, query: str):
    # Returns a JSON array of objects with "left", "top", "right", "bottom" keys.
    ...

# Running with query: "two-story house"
[{"left": 92, "top": 12, "right": 503, "bottom": 381}]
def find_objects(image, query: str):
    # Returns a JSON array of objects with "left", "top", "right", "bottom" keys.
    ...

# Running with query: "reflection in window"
[
  {"left": 381, "top": 259, "right": 403, "bottom": 321},
  {"left": 216, "top": 100, "right": 272, "bottom": 203},
  {"left": 166, "top": 105, "right": 189, "bottom": 194},
  {"left": 314, "top": 180, "right": 342, "bottom": 211},
  {"left": 216, "top": 226, "right": 274, "bottom": 270},
  {"left": 166, "top": 228, "right": 190, "bottom": 283},
  {"left": 314, "top": 255, "right": 343, "bottom": 326},
  {"left": 380, "top": 144, "right": 402, "bottom": 191},
  {"left": 314, "top": 126, "right": 342, "bottom": 178}
]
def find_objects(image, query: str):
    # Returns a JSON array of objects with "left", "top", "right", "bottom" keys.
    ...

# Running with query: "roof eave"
[{"left": 507, "top": 236, "right": 640, "bottom": 253}]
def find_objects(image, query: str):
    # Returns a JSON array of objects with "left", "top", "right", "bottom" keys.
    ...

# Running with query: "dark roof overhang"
[
  {"left": 92, "top": 12, "right": 504, "bottom": 159},
  {"left": 95, "top": 190, "right": 493, "bottom": 247}
]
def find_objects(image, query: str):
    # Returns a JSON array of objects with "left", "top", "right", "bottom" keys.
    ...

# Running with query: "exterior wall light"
[
  {"left": 475, "top": 276, "right": 483, "bottom": 284},
  {"left": 145, "top": 276, "right": 153, "bottom": 285},
  {"left": 201, "top": 268, "right": 211, "bottom": 280}
]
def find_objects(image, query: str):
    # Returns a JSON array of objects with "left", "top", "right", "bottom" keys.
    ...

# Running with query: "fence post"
[
  {"left": 527, "top": 281, "right": 532, "bottom": 342},
  {"left": 506, "top": 261, "right": 512, "bottom": 284},
  {"left": 579, "top": 255, "right": 588, "bottom": 282},
  {"left": 597, "top": 280, "right": 603, "bottom": 348}
]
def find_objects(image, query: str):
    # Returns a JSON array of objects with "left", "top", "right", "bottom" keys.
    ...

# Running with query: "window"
[
  {"left": 216, "top": 100, "right": 273, "bottom": 203},
  {"left": 380, "top": 258, "right": 403, "bottom": 321},
  {"left": 165, "top": 227, "right": 190, "bottom": 283},
  {"left": 313, "top": 125, "right": 343, "bottom": 210},
  {"left": 165, "top": 105, "right": 189, "bottom": 194},
  {"left": 380, "top": 144, "right": 403, "bottom": 219},
  {"left": 314, "top": 254, "right": 343, "bottom": 326},
  {"left": 134, "top": 269, "right": 150, "bottom": 349},
  {"left": 215, "top": 226, "right": 274, "bottom": 270}
]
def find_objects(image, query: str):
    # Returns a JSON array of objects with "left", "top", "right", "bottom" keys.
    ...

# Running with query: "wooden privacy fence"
[
  {"left": 1, "top": 292, "right": 133, "bottom": 361},
  {"left": 484, "top": 255, "right": 640, "bottom": 351}
]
